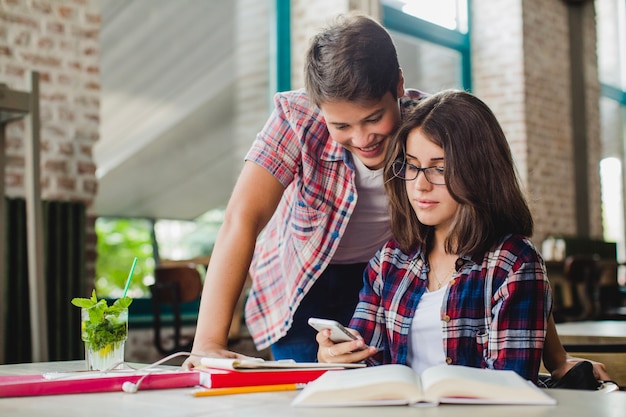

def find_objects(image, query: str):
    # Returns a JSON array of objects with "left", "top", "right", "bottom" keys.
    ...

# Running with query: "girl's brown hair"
[{"left": 384, "top": 90, "right": 533, "bottom": 255}]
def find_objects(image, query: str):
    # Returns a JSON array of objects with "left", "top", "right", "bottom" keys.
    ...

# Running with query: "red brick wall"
[
  {"left": 472, "top": 0, "right": 602, "bottom": 245},
  {"left": 0, "top": 0, "right": 100, "bottom": 284}
]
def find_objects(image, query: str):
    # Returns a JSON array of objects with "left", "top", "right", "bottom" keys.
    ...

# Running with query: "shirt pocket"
[
  {"left": 475, "top": 329, "right": 489, "bottom": 365},
  {"left": 287, "top": 199, "right": 328, "bottom": 260}
]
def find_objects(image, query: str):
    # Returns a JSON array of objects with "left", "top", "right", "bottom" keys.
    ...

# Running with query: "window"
[
  {"left": 386, "top": 0, "right": 468, "bottom": 32},
  {"left": 382, "top": 0, "right": 471, "bottom": 92},
  {"left": 597, "top": 0, "right": 626, "bottom": 279},
  {"left": 95, "top": 217, "right": 155, "bottom": 298},
  {"left": 95, "top": 209, "right": 225, "bottom": 298},
  {"left": 596, "top": 0, "right": 626, "bottom": 89},
  {"left": 154, "top": 208, "right": 225, "bottom": 261}
]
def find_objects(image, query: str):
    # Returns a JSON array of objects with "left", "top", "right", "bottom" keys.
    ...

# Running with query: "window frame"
[{"left": 381, "top": 2, "right": 472, "bottom": 92}]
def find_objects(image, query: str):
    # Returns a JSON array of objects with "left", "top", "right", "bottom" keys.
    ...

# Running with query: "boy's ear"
[{"left": 396, "top": 68, "right": 405, "bottom": 97}]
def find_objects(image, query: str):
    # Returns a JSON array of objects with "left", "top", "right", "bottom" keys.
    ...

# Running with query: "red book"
[
  {"left": 0, "top": 367, "right": 328, "bottom": 397},
  {"left": 199, "top": 367, "right": 328, "bottom": 389}
]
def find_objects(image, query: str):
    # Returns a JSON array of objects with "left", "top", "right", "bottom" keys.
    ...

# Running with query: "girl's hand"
[
  {"left": 550, "top": 355, "right": 611, "bottom": 382},
  {"left": 315, "top": 328, "right": 377, "bottom": 363}
]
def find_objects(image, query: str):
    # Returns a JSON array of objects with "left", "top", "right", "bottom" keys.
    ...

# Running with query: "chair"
[
  {"left": 596, "top": 260, "right": 626, "bottom": 320},
  {"left": 149, "top": 263, "right": 203, "bottom": 355},
  {"left": 560, "top": 255, "right": 601, "bottom": 321}
]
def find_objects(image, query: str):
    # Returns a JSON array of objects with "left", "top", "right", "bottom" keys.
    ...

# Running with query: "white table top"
[
  {"left": 1, "top": 361, "right": 625, "bottom": 417},
  {"left": 556, "top": 320, "right": 626, "bottom": 345}
]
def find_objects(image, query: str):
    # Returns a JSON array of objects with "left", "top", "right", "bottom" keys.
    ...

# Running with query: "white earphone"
[
  {"left": 119, "top": 351, "right": 195, "bottom": 393},
  {"left": 122, "top": 381, "right": 139, "bottom": 393}
]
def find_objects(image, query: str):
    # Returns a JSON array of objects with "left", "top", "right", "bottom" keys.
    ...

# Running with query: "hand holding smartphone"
[{"left": 307, "top": 317, "right": 358, "bottom": 343}]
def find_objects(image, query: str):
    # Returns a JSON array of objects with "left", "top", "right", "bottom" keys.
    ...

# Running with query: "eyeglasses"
[{"left": 391, "top": 160, "right": 446, "bottom": 185}]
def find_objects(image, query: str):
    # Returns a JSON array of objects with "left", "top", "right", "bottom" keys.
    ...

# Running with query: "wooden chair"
[{"left": 149, "top": 263, "right": 203, "bottom": 355}]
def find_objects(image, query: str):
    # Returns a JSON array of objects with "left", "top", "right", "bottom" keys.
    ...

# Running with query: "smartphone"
[{"left": 307, "top": 317, "right": 357, "bottom": 343}]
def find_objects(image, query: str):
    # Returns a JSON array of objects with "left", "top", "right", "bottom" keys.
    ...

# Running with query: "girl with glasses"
[{"left": 316, "top": 90, "right": 551, "bottom": 383}]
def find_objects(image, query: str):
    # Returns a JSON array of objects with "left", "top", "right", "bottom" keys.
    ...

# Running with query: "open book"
[{"left": 292, "top": 364, "right": 556, "bottom": 407}]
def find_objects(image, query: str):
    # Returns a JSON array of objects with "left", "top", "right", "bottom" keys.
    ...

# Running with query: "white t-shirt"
[
  {"left": 407, "top": 285, "right": 447, "bottom": 375},
  {"left": 332, "top": 155, "right": 392, "bottom": 263}
]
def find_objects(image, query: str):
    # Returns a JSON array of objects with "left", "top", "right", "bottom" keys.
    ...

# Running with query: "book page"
[
  {"left": 420, "top": 364, "right": 556, "bottom": 404},
  {"left": 292, "top": 364, "right": 425, "bottom": 407},
  {"left": 200, "top": 357, "right": 365, "bottom": 371}
]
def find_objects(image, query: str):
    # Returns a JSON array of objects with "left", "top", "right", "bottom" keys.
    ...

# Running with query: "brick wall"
[
  {"left": 472, "top": 0, "right": 602, "bottom": 245},
  {"left": 523, "top": 0, "right": 576, "bottom": 239},
  {"left": 0, "top": 0, "right": 100, "bottom": 284},
  {"left": 580, "top": 0, "right": 603, "bottom": 238}
]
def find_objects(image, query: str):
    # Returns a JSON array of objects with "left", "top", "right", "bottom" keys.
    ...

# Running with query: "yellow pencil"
[{"left": 192, "top": 383, "right": 304, "bottom": 397}]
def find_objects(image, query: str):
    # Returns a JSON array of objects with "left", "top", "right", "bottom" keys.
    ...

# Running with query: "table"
[
  {"left": 1, "top": 361, "right": 626, "bottom": 417},
  {"left": 555, "top": 320, "right": 626, "bottom": 347}
]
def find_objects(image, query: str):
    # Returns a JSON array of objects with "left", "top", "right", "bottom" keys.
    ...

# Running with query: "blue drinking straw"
[{"left": 122, "top": 257, "right": 138, "bottom": 298}]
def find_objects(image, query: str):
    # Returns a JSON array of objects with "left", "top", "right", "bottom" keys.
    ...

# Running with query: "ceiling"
[{"left": 94, "top": 0, "right": 239, "bottom": 220}]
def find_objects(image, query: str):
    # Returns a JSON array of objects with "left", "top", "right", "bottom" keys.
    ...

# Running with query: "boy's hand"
[{"left": 181, "top": 343, "right": 252, "bottom": 370}]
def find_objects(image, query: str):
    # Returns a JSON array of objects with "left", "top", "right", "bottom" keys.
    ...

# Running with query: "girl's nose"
[{"left": 412, "top": 169, "right": 432, "bottom": 190}]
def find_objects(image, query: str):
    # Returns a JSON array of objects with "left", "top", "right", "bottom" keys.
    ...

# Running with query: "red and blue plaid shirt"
[
  {"left": 350, "top": 234, "right": 552, "bottom": 382},
  {"left": 244, "top": 88, "right": 428, "bottom": 349}
]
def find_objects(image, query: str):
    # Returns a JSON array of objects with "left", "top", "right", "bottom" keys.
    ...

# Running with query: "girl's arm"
[{"left": 542, "top": 315, "right": 611, "bottom": 381}]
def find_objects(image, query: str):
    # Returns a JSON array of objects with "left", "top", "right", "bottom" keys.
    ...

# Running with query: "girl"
[{"left": 317, "top": 90, "right": 552, "bottom": 383}]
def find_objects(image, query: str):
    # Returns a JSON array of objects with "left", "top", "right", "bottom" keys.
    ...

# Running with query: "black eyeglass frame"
[{"left": 390, "top": 160, "right": 446, "bottom": 185}]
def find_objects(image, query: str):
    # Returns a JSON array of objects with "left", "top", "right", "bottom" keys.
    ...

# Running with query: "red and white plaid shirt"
[
  {"left": 351, "top": 234, "right": 552, "bottom": 382},
  {"left": 244, "top": 88, "right": 428, "bottom": 349}
]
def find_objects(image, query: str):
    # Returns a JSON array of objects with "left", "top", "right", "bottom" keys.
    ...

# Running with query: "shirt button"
[
  {"left": 442, "top": 315, "right": 450, "bottom": 322},
  {"left": 446, "top": 357, "right": 453, "bottom": 364}
]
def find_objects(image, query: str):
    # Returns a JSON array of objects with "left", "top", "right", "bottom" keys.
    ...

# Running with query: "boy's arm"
[{"left": 182, "top": 162, "right": 285, "bottom": 368}]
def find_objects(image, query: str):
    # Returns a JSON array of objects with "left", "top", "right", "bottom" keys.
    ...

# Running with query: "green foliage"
[
  {"left": 95, "top": 210, "right": 225, "bottom": 298},
  {"left": 71, "top": 290, "right": 132, "bottom": 351},
  {"left": 95, "top": 218, "right": 154, "bottom": 297}
]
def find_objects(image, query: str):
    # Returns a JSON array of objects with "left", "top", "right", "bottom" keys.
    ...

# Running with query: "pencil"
[{"left": 192, "top": 383, "right": 304, "bottom": 397}]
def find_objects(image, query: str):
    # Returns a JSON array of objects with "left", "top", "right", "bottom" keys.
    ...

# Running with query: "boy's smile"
[{"left": 320, "top": 91, "right": 402, "bottom": 170}]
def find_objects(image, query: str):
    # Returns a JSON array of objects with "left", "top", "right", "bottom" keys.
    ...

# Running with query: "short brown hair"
[
  {"left": 304, "top": 13, "right": 401, "bottom": 107},
  {"left": 384, "top": 90, "right": 534, "bottom": 255}
]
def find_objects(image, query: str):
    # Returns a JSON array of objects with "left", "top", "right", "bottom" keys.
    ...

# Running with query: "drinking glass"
[{"left": 81, "top": 306, "right": 128, "bottom": 371}]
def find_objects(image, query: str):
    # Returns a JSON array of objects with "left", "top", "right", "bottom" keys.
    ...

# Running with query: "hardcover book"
[{"left": 0, "top": 365, "right": 329, "bottom": 397}]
